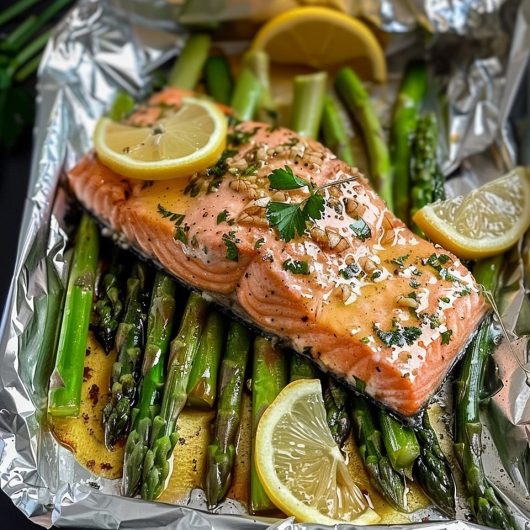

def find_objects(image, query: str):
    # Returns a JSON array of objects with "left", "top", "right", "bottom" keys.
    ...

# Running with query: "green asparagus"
[
  {"left": 350, "top": 396, "right": 407, "bottom": 511},
  {"left": 230, "top": 67, "right": 262, "bottom": 121},
  {"left": 290, "top": 71, "right": 327, "bottom": 139},
  {"left": 335, "top": 67, "right": 393, "bottom": 209},
  {"left": 141, "top": 291, "right": 208, "bottom": 500},
  {"left": 242, "top": 50, "right": 275, "bottom": 121},
  {"left": 48, "top": 213, "right": 99, "bottom": 417},
  {"left": 379, "top": 411, "right": 420, "bottom": 472},
  {"left": 391, "top": 61, "right": 428, "bottom": 224},
  {"left": 204, "top": 54, "right": 234, "bottom": 105},
  {"left": 289, "top": 353, "right": 316, "bottom": 381},
  {"left": 454, "top": 256, "right": 513, "bottom": 530},
  {"left": 205, "top": 321, "right": 252, "bottom": 507},
  {"left": 323, "top": 377, "right": 351, "bottom": 448},
  {"left": 321, "top": 94, "right": 355, "bottom": 165},
  {"left": 410, "top": 113, "right": 445, "bottom": 234},
  {"left": 413, "top": 412, "right": 456, "bottom": 517},
  {"left": 102, "top": 261, "right": 149, "bottom": 449},
  {"left": 122, "top": 272, "right": 177, "bottom": 497},
  {"left": 187, "top": 310, "right": 225, "bottom": 408},
  {"left": 92, "top": 247, "right": 125, "bottom": 352},
  {"left": 250, "top": 337, "right": 288, "bottom": 514},
  {"left": 168, "top": 34, "right": 211, "bottom": 90}
]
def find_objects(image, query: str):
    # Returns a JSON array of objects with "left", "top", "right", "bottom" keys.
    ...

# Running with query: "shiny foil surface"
[{"left": 0, "top": 0, "right": 529, "bottom": 528}]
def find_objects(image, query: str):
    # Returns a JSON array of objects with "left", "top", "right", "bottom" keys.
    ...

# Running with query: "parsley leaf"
[
  {"left": 217, "top": 210, "right": 229, "bottom": 224},
  {"left": 266, "top": 202, "right": 307, "bottom": 242},
  {"left": 255, "top": 238, "right": 265, "bottom": 249},
  {"left": 268, "top": 166, "right": 309, "bottom": 190},
  {"left": 175, "top": 224, "right": 189, "bottom": 244},
  {"left": 390, "top": 254, "right": 410, "bottom": 268},
  {"left": 303, "top": 193, "right": 325, "bottom": 220},
  {"left": 282, "top": 259, "right": 310, "bottom": 275},
  {"left": 373, "top": 321, "right": 421, "bottom": 348},
  {"left": 222, "top": 232, "right": 239, "bottom": 261},
  {"left": 350, "top": 219, "right": 371, "bottom": 241},
  {"left": 440, "top": 329, "right": 453, "bottom": 345}
]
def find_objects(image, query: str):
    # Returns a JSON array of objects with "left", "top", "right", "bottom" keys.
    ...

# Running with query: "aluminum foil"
[{"left": 1, "top": 0, "right": 530, "bottom": 528}]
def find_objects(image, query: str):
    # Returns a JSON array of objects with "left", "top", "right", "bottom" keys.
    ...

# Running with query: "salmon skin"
[{"left": 69, "top": 119, "right": 488, "bottom": 418}]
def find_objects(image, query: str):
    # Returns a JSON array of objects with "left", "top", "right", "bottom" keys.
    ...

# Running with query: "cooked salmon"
[{"left": 68, "top": 119, "right": 488, "bottom": 417}]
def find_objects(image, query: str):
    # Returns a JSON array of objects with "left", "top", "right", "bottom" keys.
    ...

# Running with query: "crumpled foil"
[{"left": 1, "top": 0, "right": 529, "bottom": 528}]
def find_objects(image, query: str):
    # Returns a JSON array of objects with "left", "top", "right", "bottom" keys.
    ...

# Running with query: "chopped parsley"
[
  {"left": 242, "top": 164, "right": 258, "bottom": 176},
  {"left": 227, "top": 126, "right": 260, "bottom": 147},
  {"left": 255, "top": 238, "right": 265, "bottom": 249},
  {"left": 371, "top": 270, "right": 382, "bottom": 281},
  {"left": 349, "top": 218, "right": 371, "bottom": 241},
  {"left": 282, "top": 259, "right": 310, "bottom": 275},
  {"left": 373, "top": 320, "right": 422, "bottom": 348},
  {"left": 216, "top": 209, "right": 229, "bottom": 224},
  {"left": 440, "top": 329, "right": 453, "bottom": 345},
  {"left": 339, "top": 262, "right": 361, "bottom": 279},
  {"left": 174, "top": 224, "right": 189, "bottom": 244},
  {"left": 157, "top": 204, "right": 185, "bottom": 225},
  {"left": 268, "top": 165, "right": 308, "bottom": 190},
  {"left": 409, "top": 279, "right": 421, "bottom": 288},
  {"left": 222, "top": 232, "right": 239, "bottom": 261},
  {"left": 423, "top": 253, "right": 458, "bottom": 282},
  {"left": 440, "top": 296, "right": 450, "bottom": 303},
  {"left": 458, "top": 286, "right": 471, "bottom": 296},
  {"left": 390, "top": 254, "right": 410, "bottom": 268},
  {"left": 360, "top": 336, "right": 370, "bottom": 344}
]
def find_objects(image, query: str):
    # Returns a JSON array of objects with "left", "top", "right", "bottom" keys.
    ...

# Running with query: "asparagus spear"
[
  {"left": 168, "top": 34, "right": 211, "bottom": 90},
  {"left": 204, "top": 54, "right": 234, "bottom": 105},
  {"left": 335, "top": 67, "right": 393, "bottom": 209},
  {"left": 0, "top": 0, "right": 40, "bottom": 27},
  {"left": 413, "top": 412, "right": 456, "bottom": 517},
  {"left": 323, "top": 377, "right": 351, "bottom": 448},
  {"left": 140, "top": 291, "right": 208, "bottom": 500},
  {"left": 410, "top": 112, "right": 445, "bottom": 234},
  {"left": 122, "top": 272, "right": 177, "bottom": 497},
  {"left": 231, "top": 67, "right": 262, "bottom": 121},
  {"left": 48, "top": 213, "right": 99, "bottom": 417},
  {"left": 205, "top": 321, "right": 252, "bottom": 507},
  {"left": 289, "top": 353, "right": 316, "bottom": 381},
  {"left": 102, "top": 261, "right": 149, "bottom": 449},
  {"left": 242, "top": 50, "right": 275, "bottom": 120},
  {"left": 350, "top": 396, "right": 407, "bottom": 511},
  {"left": 290, "top": 71, "right": 327, "bottom": 139},
  {"left": 92, "top": 247, "right": 125, "bottom": 353},
  {"left": 454, "top": 256, "right": 513, "bottom": 530},
  {"left": 250, "top": 337, "right": 288, "bottom": 513},
  {"left": 391, "top": 61, "right": 428, "bottom": 224},
  {"left": 321, "top": 94, "right": 355, "bottom": 166},
  {"left": 379, "top": 411, "right": 420, "bottom": 472},
  {"left": 187, "top": 310, "right": 225, "bottom": 408}
]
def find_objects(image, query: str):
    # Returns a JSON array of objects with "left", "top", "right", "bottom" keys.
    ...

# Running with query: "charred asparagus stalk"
[
  {"left": 48, "top": 213, "right": 99, "bottom": 417},
  {"left": 205, "top": 321, "right": 252, "bottom": 508},
  {"left": 454, "top": 256, "right": 513, "bottom": 530},
  {"left": 204, "top": 54, "right": 234, "bottom": 105},
  {"left": 413, "top": 412, "right": 456, "bottom": 517},
  {"left": 187, "top": 310, "right": 225, "bottom": 408},
  {"left": 350, "top": 396, "right": 407, "bottom": 511},
  {"left": 122, "top": 272, "right": 177, "bottom": 497},
  {"left": 323, "top": 377, "right": 351, "bottom": 448},
  {"left": 289, "top": 353, "right": 316, "bottom": 381},
  {"left": 140, "top": 291, "right": 208, "bottom": 500},
  {"left": 391, "top": 61, "right": 428, "bottom": 224},
  {"left": 250, "top": 337, "right": 288, "bottom": 514},
  {"left": 103, "top": 261, "right": 150, "bottom": 449},
  {"left": 321, "top": 94, "right": 355, "bottom": 166},
  {"left": 335, "top": 67, "right": 393, "bottom": 209},
  {"left": 92, "top": 247, "right": 125, "bottom": 353}
]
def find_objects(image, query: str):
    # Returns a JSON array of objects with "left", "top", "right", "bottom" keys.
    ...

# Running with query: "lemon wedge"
[
  {"left": 413, "top": 167, "right": 530, "bottom": 259},
  {"left": 254, "top": 379, "right": 380, "bottom": 525},
  {"left": 250, "top": 7, "right": 386, "bottom": 82},
  {"left": 94, "top": 96, "right": 227, "bottom": 180}
]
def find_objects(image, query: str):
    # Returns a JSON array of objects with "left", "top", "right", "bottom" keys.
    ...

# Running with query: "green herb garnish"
[
  {"left": 282, "top": 259, "right": 310, "bottom": 275},
  {"left": 157, "top": 204, "right": 185, "bottom": 225},
  {"left": 217, "top": 209, "right": 229, "bottom": 224},
  {"left": 390, "top": 254, "right": 410, "bottom": 268},
  {"left": 373, "top": 320, "right": 422, "bottom": 348},
  {"left": 349, "top": 218, "right": 371, "bottom": 241},
  {"left": 440, "top": 329, "right": 453, "bottom": 345},
  {"left": 268, "top": 166, "right": 309, "bottom": 190},
  {"left": 222, "top": 232, "right": 239, "bottom": 261},
  {"left": 255, "top": 237, "right": 265, "bottom": 249}
]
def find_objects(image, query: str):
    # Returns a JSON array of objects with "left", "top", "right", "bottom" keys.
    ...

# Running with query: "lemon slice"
[
  {"left": 94, "top": 97, "right": 227, "bottom": 180},
  {"left": 413, "top": 167, "right": 530, "bottom": 259},
  {"left": 250, "top": 7, "right": 386, "bottom": 82},
  {"left": 255, "top": 379, "right": 380, "bottom": 525}
]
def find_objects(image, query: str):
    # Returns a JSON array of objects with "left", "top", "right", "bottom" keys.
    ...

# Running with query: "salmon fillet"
[{"left": 68, "top": 120, "right": 488, "bottom": 417}]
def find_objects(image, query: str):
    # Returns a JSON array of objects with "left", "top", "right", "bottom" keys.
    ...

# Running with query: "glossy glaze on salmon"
[{"left": 68, "top": 120, "right": 487, "bottom": 417}]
